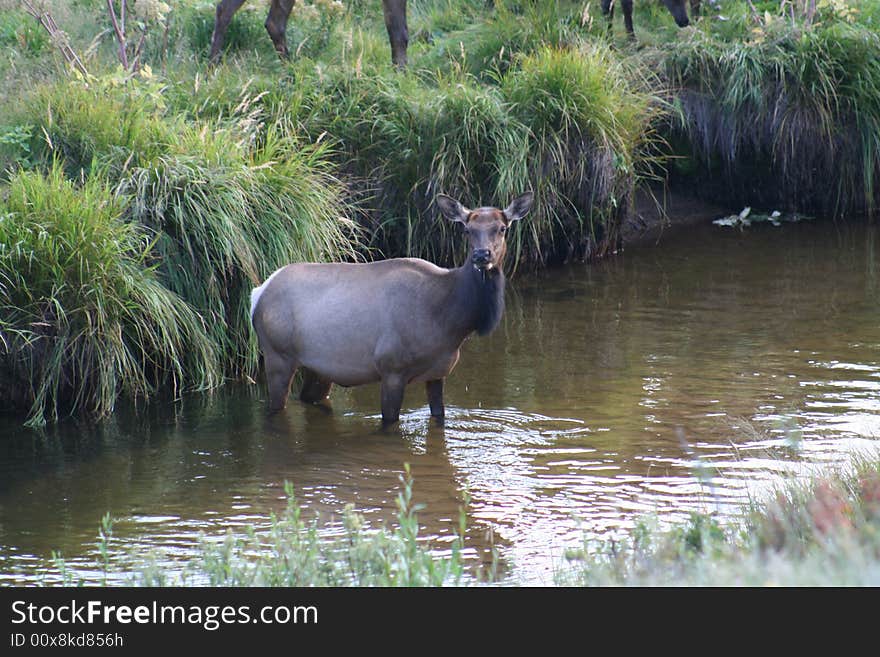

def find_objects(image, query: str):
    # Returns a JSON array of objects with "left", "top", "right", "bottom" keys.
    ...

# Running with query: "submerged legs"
[{"left": 380, "top": 374, "right": 406, "bottom": 427}]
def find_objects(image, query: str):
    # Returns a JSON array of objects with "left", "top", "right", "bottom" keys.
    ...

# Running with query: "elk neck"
[{"left": 446, "top": 261, "right": 506, "bottom": 338}]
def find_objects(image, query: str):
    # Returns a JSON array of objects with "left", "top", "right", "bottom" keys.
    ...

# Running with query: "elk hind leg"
[
  {"left": 264, "top": 348, "right": 298, "bottom": 412},
  {"left": 265, "top": 0, "right": 295, "bottom": 59},
  {"left": 382, "top": 0, "right": 409, "bottom": 69},
  {"left": 380, "top": 374, "right": 406, "bottom": 427},
  {"left": 300, "top": 368, "right": 332, "bottom": 404}
]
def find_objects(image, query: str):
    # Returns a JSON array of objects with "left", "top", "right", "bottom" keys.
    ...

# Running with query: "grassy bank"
[
  {"left": 0, "top": 164, "right": 221, "bottom": 426},
  {"left": 558, "top": 454, "right": 880, "bottom": 585},
  {"left": 47, "top": 456, "right": 880, "bottom": 586},
  {"left": 654, "top": 2, "right": 880, "bottom": 217},
  {"left": 3, "top": 0, "right": 880, "bottom": 424}
]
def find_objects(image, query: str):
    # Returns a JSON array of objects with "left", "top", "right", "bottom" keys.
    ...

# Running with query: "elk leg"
[
  {"left": 380, "top": 375, "right": 406, "bottom": 427},
  {"left": 426, "top": 379, "right": 444, "bottom": 423},
  {"left": 600, "top": 0, "right": 614, "bottom": 30},
  {"left": 300, "top": 368, "right": 332, "bottom": 404},
  {"left": 265, "top": 0, "right": 295, "bottom": 59},
  {"left": 382, "top": 0, "right": 408, "bottom": 69},
  {"left": 210, "top": 0, "right": 248, "bottom": 63},
  {"left": 691, "top": 0, "right": 701, "bottom": 18},
  {"left": 621, "top": 0, "right": 635, "bottom": 37},
  {"left": 265, "top": 349, "right": 298, "bottom": 412}
]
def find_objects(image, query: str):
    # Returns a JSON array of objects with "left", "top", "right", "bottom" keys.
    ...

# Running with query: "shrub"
[
  {"left": 0, "top": 164, "right": 220, "bottom": 426},
  {"left": 22, "top": 74, "right": 171, "bottom": 177}
]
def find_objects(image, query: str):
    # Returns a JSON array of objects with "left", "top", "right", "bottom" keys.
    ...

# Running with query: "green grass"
[
  {"left": 1, "top": 64, "right": 359, "bottom": 418},
  {"left": 15, "top": 73, "right": 172, "bottom": 177},
  {"left": 557, "top": 456, "right": 880, "bottom": 586},
  {"left": 0, "top": 7, "right": 49, "bottom": 57},
  {"left": 51, "top": 470, "right": 479, "bottom": 586},
  {"left": 651, "top": 3, "right": 880, "bottom": 217},
  {"left": 502, "top": 45, "right": 661, "bottom": 262},
  {"left": 0, "top": 164, "right": 220, "bottom": 426},
  {"left": 264, "top": 42, "right": 660, "bottom": 267}
]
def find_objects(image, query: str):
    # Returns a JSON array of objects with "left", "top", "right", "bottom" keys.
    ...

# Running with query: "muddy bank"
[{"left": 620, "top": 187, "right": 733, "bottom": 249}]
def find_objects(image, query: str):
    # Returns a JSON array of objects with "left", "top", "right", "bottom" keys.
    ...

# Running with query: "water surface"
[{"left": 2, "top": 219, "right": 879, "bottom": 584}]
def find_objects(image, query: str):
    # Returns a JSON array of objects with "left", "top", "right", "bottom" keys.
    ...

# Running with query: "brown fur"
[{"left": 251, "top": 192, "right": 533, "bottom": 426}]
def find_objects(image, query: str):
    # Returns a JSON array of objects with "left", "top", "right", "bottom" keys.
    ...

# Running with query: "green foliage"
[
  {"left": 419, "top": 0, "right": 592, "bottom": 79},
  {"left": 0, "top": 164, "right": 220, "bottom": 426},
  {"left": 502, "top": 45, "right": 661, "bottom": 261},
  {"left": 0, "top": 124, "right": 35, "bottom": 170},
  {"left": 289, "top": 45, "right": 659, "bottom": 266},
  {"left": 654, "top": 5, "right": 880, "bottom": 217},
  {"left": 120, "top": 120, "right": 359, "bottom": 376},
  {"left": 52, "top": 471, "right": 472, "bottom": 586},
  {"left": 23, "top": 73, "right": 171, "bottom": 177},
  {"left": 0, "top": 9, "right": 49, "bottom": 56}
]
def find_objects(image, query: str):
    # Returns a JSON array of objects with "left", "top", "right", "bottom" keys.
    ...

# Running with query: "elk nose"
[{"left": 473, "top": 248, "right": 491, "bottom": 264}]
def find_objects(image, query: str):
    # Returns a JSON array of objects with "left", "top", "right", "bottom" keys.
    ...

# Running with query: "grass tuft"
[{"left": 0, "top": 163, "right": 220, "bottom": 426}]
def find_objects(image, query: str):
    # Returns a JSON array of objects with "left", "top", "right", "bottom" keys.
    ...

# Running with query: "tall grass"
[
  {"left": 121, "top": 119, "right": 359, "bottom": 375},
  {"left": 418, "top": 0, "right": 593, "bottom": 79},
  {"left": 290, "top": 43, "right": 660, "bottom": 267},
  {"left": 1, "top": 68, "right": 360, "bottom": 419},
  {"left": 502, "top": 45, "right": 661, "bottom": 262},
  {"left": 655, "top": 16, "right": 880, "bottom": 217},
  {"left": 20, "top": 74, "right": 172, "bottom": 177},
  {"left": 0, "top": 164, "right": 220, "bottom": 426}
]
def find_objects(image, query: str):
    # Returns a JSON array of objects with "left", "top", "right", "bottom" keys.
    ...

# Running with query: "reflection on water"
[{"left": 2, "top": 220, "right": 880, "bottom": 584}]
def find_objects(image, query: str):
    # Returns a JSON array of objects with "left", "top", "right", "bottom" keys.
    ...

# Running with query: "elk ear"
[
  {"left": 503, "top": 192, "right": 534, "bottom": 223},
  {"left": 436, "top": 194, "right": 470, "bottom": 224}
]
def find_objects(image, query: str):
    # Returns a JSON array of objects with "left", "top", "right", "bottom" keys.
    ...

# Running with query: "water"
[{"left": 2, "top": 219, "right": 880, "bottom": 585}]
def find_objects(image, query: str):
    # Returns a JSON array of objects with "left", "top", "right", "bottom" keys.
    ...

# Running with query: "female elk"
[{"left": 250, "top": 193, "right": 534, "bottom": 426}]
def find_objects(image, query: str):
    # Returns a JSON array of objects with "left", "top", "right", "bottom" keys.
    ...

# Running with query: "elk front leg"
[
  {"left": 210, "top": 0, "right": 248, "bottom": 63},
  {"left": 426, "top": 379, "right": 444, "bottom": 423},
  {"left": 265, "top": 0, "right": 295, "bottom": 59},
  {"left": 621, "top": 0, "right": 635, "bottom": 37},
  {"left": 382, "top": 0, "right": 408, "bottom": 69}
]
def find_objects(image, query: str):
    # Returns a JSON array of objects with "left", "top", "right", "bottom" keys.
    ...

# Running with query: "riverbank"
[
  {"left": 2, "top": 0, "right": 879, "bottom": 424},
  {"left": 45, "top": 451, "right": 880, "bottom": 586}
]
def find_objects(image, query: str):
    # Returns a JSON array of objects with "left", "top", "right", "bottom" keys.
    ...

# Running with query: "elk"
[
  {"left": 601, "top": 0, "right": 701, "bottom": 36},
  {"left": 210, "top": 0, "right": 409, "bottom": 68},
  {"left": 249, "top": 192, "right": 534, "bottom": 426}
]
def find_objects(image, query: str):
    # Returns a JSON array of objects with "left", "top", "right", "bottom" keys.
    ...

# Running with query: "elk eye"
[{"left": 499, "top": 225, "right": 507, "bottom": 234}]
